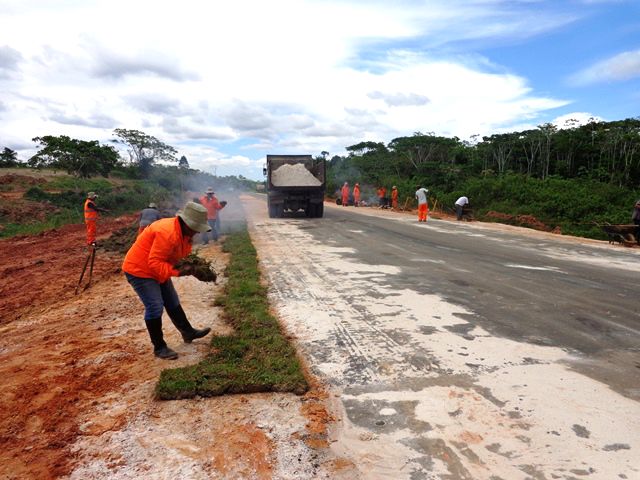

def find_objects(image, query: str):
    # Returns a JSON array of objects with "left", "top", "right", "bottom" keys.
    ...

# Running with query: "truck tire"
[{"left": 313, "top": 202, "right": 324, "bottom": 218}]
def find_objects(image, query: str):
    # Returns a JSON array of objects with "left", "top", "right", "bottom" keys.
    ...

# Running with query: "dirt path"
[{"left": 0, "top": 208, "right": 342, "bottom": 479}]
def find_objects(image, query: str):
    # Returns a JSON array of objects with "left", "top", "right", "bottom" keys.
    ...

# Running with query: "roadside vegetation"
[
  {"left": 0, "top": 128, "right": 260, "bottom": 238},
  {"left": 156, "top": 228, "right": 308, "bottom": 400},
  {"left": 326, "top": 117, "right": 640, "bottom": 240}
]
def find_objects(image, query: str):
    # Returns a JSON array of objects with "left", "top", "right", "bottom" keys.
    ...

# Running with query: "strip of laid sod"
[{"left": 155, "top": 228, "right": 309, "bottom": 400}]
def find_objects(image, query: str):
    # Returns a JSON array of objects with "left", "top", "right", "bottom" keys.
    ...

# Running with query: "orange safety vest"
[
  {"left": 84, "top": 199, "right": 98, "bottom": 221},
  {"left": 122, "top": 217, "right": 192, "bottom": 284},
  {"left": 391, "top": 189, "right": 398, "bottom": 201},
  {"left": 354, "top": 185, "right": 360, "bottom": 197},
  {"left": 199, "top": 195, "right": 223, "bottom": 220}
]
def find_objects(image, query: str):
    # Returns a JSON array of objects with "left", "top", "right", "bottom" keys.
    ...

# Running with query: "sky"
[{"left": 1, "top": 0, "right": 639, "bottom": 180}]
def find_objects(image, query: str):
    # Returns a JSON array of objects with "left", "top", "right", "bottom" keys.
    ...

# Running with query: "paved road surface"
[{"left": 243, "top": 195, "right": 639, "bottom": 480}]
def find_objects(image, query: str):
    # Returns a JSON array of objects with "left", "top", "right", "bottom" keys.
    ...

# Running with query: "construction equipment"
[
  {"left": 264, "top": 154, "right": 326, "bottom": 218},
  {"left": 75, "top": 244, "right": 96, "bottom": 294}
]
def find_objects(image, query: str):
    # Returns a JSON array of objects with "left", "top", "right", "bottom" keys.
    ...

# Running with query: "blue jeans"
[
  {"left": 125, "top": 273, "right": 180, "bottom": 320},
  {"left": 202, "top": 218, "right": 220, "bottom": 243}
]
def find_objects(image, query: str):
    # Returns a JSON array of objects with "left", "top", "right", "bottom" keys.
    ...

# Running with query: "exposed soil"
[
  {"left": 0, "top": 198, "right": 61, "bottom": 223},
  {"left": 484, "top": 210, "right": 557, "bottom": 232},
  {"left": 0, "top": 196, "right": 340, "bottom": 479}
]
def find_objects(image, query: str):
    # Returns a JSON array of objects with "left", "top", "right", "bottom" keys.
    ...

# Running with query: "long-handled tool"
[{"left": 75, "top": 244, "right": 96, "bottom": 294}]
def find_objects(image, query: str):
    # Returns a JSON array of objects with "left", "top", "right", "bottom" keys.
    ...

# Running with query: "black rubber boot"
[
  {"left": 166, "top": 305, "right": 211, "bottom": 343},
  {"left": 145, "top": 317, "right": 178, "bottom": 360}
]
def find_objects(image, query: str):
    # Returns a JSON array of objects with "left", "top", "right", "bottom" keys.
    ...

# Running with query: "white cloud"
[
  {"left": 570, "top": 49, "right": 640, "bottom": 85},
  {"left": 0, "top": 0, "right": 602, "bottom": 179},
  {"left": 552, "top": 112, "right": 603, "bottom": 129}
]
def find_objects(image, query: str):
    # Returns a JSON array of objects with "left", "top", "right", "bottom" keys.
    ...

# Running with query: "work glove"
[{"left": 220, "top": 201, "right": 227, "bottom": 207}]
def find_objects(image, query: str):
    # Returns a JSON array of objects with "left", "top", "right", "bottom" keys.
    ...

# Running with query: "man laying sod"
[{"left": 122, "top": 201, "right": 213, "bottom": 360}]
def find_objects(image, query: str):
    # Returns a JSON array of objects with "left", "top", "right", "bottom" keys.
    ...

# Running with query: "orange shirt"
[
  {"left": 84, "top": 199, "right": 98, "bottom": 221},
  {"left": 341, "top": 185, "right": 349, "bottom": 197},
  {"left": 122, "top": 217, "right": 192, "bottom": 283},
  {"left": 377, "top": 187, "right": 386, "bottom": 198},
  {"left": 200, "top": 195, "right": 224, "bottom": 220},
  {"left": 391, "top": 189, "right": 398, "bottom": 201},
  {"left": 353, "top": 185, "right": 360, "bottom": 198}
]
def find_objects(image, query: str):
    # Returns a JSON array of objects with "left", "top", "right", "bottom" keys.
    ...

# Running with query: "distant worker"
[
  {"left": 455, "top": 196, "right": 470, "bottom": 221},
  {"left": 84, "top": 192, "right": 108, "bottom": 246},
  {"left": 122, "top": 202, "right": 213, "bottom": 360},
  {"left": 632, "top": 200, "right": 640, "bottom": 244},
  {"left": 341, "top": 182, "right": 350, "bottom": 206},
  {"left": 377, "top": 186, "right": 387, "bottom": 207},
  {"left": 138, "top": 202, "right": 162, "bottom": 235},
  {"left": 199, "top": 187, "right": 227, "bottom": 244},
  {"left": 391, "top": 186, "right": 399, "bottom": 209},
  {"left": 353, "top": 183, "right": 361, "bottom": 207},
  {"left": 415, "top": 186, "right": 429, "bottom": 222}
]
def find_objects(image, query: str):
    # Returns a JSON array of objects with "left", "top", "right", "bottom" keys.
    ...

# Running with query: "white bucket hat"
[
  {"left": 206, "top": 187, "right": 214, "bottom": 193},
  {"left": 87, "top": 191, "right": 98, "bottom": 199},
  {"left": 148, "top": 202, "right": 157, "bottom": 208},
  {"left": 177, "top": 202, "right": 211, "bottom": 233}
]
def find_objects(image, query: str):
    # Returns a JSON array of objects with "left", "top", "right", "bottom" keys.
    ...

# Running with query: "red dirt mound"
[
  {"left": 0, "top": 199, "right": 60, "bottom": 223},
  {"left": 0, "top": 173, "right": 47, "bottom": 186},
  {"left": 484, "top": 211, "right": 556, "bottom": 232},
  {"left": 0, "top": 215, "right": 137, "bottom": 324}
]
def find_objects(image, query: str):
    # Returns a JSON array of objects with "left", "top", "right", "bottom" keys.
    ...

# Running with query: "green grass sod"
[{"left": 155, "top": 228, "right": 309, "bottom": 400}]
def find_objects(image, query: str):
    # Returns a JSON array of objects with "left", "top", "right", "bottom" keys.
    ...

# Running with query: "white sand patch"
[
  {"left": 243, "top": 196, "right": 640, "bottom": 479},
  {"left": 540, "top": 246, "right": 640, "bottom": 272},
  {"left": 504, "top": 263, "right": 567, "bottom": 273}
]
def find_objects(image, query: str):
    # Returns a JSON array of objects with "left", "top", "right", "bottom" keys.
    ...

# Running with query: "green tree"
[
  {"left": 0, "top": 147, "right": 18, "bottom": 167},
  {"left": 178, "top": 155, "right": 190, "bottom": 169},
  {"left": 112, "top": 128, "right": 178, "bottom": 178},
  {"left": 28, "top": 136, "right": 119, "bottom": 177}
]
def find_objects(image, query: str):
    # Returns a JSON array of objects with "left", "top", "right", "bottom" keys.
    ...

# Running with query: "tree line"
[
  {"left": 1, "top": 129, "right": 188, "bottom": 179},
  {"left": 326, "top": 117, "right": 640, "bottom": 191}
]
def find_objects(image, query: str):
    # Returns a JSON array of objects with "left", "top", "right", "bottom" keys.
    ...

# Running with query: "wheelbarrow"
[{"left": 601, "top": 224, "right": 638, "bottom": 245}]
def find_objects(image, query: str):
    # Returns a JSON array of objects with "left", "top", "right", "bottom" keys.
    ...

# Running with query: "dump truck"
[{"left": 264, "top": 154, "right": 326, "bottom": 218}]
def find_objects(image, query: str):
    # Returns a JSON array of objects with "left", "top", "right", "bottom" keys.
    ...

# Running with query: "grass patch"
[{"left": 156, "top": 228, "right": 309, "bottom": 400}]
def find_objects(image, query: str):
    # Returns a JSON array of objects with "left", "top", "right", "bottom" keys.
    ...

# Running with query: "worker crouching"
[{"left": 122, "top": 202, "right": 212, "bottom": 360}]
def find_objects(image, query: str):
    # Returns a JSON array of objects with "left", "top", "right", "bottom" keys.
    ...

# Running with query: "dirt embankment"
[
  {"left": 0, "top": 215, "right": 137, "bottom": 324},
  {"left": 0, "top": 206, "right": 342, "bottom": 479}
]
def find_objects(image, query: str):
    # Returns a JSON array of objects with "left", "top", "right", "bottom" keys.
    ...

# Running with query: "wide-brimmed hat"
[
  {"left": 148, "top": 202, "right": 157, "bottom": 208},
  {"left": 177, "top": 202, "right": 211, "bottom": 233},
  {"left": 206, "top": 187, "right": 214, "bottom": 193},
  {"left": 87, "top": 192, "right": 98, "bottom": 199}
]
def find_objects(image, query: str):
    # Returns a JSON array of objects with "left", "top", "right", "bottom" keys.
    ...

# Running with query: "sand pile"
[{"left": 271, "top": 164, "right": 321, "bottom": 187}]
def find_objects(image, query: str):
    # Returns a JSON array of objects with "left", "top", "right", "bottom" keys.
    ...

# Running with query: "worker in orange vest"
[
  {"left": 83, "top": 192, "right": 108, "bottom": 246},
  {"left": 377, "top": 186, "right": 387, "bottom": 207},
  {"left": 122, "top": 202, "right": 213, "bottom": 360},
  {"left": 353, "top": 183, "right": 361, "bottom": 207},
  {"left": 199, "top": 187, "right": 227, "bottom": 244},
  {"left": 391, "top": 186, "right": 399, "bottom": 209},
  {"left": 341, "top": 182, "right": 350, "bottom": 206}
]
